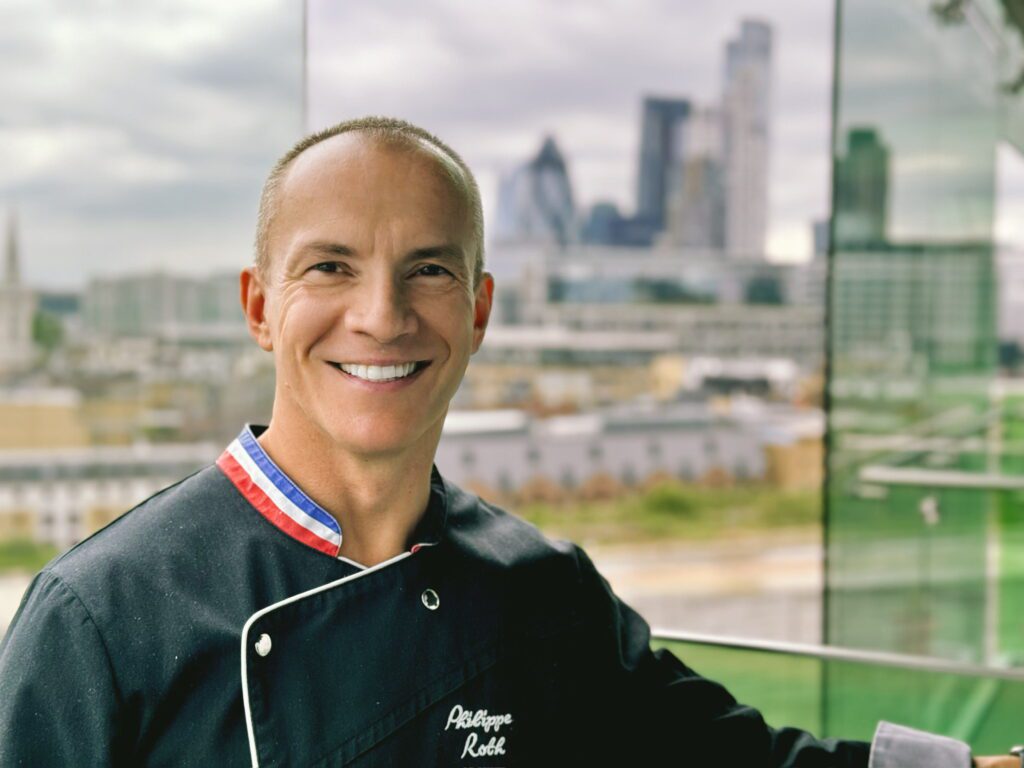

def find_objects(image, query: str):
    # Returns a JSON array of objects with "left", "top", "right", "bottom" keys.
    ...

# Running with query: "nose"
[{"left": 344, "top": 271, "right": 418, "bottom": 344}]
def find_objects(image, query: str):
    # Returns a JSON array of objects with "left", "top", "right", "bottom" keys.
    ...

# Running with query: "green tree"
[{"left": 32, "top": 310, "right": 63, "bottom": 353}]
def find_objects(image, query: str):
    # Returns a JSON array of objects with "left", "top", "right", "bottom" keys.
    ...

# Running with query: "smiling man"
[
  {"left": 0, "top": 117, "right": 1015, "bottom": 767},
  {"left": 239, "top": 126, "right": 492, "bottom": 569}
]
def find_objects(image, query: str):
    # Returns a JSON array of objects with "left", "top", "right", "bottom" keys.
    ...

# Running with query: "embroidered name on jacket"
[
  {"left": 216, "top": 426, "right": 343, "bottom": 556},
  {"left": 445, "top": 704, "right": 514, "bottom": 762}
]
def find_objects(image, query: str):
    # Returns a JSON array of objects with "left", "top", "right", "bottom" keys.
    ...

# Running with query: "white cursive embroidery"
[
  {"left": 445, "top": 704, "right": 514, "bottom": 762},
  {"left": 445, "top": 704, "right": 514, "bottom": 734},
  {"left": 461, "top": 732, "right": 506, "bottom": 759}
]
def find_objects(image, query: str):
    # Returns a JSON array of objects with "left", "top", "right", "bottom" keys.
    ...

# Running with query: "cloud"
[{"left": 1, "top": 0, "right": 303, "bottom": 287}]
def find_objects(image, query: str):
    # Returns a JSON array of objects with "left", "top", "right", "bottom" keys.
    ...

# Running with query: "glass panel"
[
  {"left": 308, "top": 1, "right": 835, "bottom": 643},
  {"left": 827, "top": 0, "right": 1024, "bottom": 669},
  {"left": 654, "top": 637, "right": 1024, "bottom": 753},
  {"left": 0, "top": 2, "right": 302, "bottom": 633}
]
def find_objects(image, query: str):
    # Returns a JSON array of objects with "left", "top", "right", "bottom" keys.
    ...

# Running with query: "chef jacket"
[{"left": 0, "top": 426, "right": 955, "bottom": 766}]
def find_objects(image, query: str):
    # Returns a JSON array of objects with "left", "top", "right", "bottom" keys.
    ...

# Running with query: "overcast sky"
[
  {"left": 1, "top": 0, "right": 302, "bottom": 290},
  {"left": 5, "top": 1, "right": 1024, "bottom": 291}
]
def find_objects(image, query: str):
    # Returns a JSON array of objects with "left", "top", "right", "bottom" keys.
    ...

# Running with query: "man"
[{"left": 0, "top": 117, "right": 1016, "bottom": 766}]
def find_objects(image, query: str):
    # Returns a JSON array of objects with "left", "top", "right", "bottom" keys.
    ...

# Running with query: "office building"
[
  {"left": 0, "top": 442, "right": 217, "bottom": 549},
  {"left": 434, "top": 401, "right": 816, "bottom": 497},
  {"left": 834, "top": 127, "right": 890, "bottom": 245},
  {"left": 722, "top": 20, "right": 773, "bottom": 258},
  {"left": 82, "top": 271, "right": 245, "bottom": 340},
  {"left": 635, "top": 97, "right": 691, "bottom": 237},
  {"left": 666, "top": 106, "right": 726, "bottom": 249},
  {"left": 494, "top": 136, "right": 577, "bottom": 247}
]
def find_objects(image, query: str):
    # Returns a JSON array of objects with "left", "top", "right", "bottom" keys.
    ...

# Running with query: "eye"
[
  {"left": 415, "top": 263, "right": 454, "bottom": 278},
  {"left": 310, "top": 261, "right": 345, "bottom": 274}
]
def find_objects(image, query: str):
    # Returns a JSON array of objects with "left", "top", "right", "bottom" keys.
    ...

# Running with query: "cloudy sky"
[
  {"left": 4, "top": 1, "right": 1024, "bottom": 290},
  {"left": 1, "top": 0, "right": 302, "bottom": 290}
]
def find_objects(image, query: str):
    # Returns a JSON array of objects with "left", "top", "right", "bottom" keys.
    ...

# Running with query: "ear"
[
  {"left": 470, "top": 272, "right": 494, "bottom": 355},
  {"left": 240, "top": 267, "right": 274, "bottom": 351}
]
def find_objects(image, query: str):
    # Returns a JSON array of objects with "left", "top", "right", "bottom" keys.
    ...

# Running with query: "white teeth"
[{"left": 338, "top": 362, "right": 419, "bottom": 382}]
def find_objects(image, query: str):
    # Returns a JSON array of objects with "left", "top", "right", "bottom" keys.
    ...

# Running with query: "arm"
[
  {"left": 574, "top": 544, "right": 869, "bottom": 766},
  {"left": 0, "top": 571, "right": 125, "bottom": 765},
  {"left": 576, "top": 545, "right": 1015, "bottom": 768}
]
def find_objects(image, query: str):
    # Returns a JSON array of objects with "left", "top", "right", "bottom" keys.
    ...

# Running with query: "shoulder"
[
  {"left": 41, "top": 464, "right": 241, "bottom": 606},
  {"left": 437, "top": 476, "right": 650, "bottom": 662},
  {"left": 439, "top": 476, "right": 592, "bottom": 589}
]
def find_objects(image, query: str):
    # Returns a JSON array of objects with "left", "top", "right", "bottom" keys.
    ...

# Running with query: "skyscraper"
[
  {"left": 665, "top": 106, "right": 726, "bottom": 249},
  {"left": 494, "top": 136, "right": 577, "bottom": 247},
  {"left": 834, "top": 127, "right": 890, "bottom": 245},
  {"left": 635, "top": 97, "right": 691, "bottom": 235},
  {"left": 0, "top": 209, "right": 37, "bottom": 374},
  {"left": 722, "top": 19, "right": 773, "bottom": 258}
]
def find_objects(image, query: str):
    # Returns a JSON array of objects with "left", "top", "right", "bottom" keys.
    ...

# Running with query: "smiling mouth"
[{"left": 328, "top": 360, "right": 430, "bottom": 383}]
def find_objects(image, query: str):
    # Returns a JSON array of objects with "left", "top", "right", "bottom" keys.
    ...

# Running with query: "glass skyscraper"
[{"left": 635, "top": 96, "right": 691, "bottom": 235}]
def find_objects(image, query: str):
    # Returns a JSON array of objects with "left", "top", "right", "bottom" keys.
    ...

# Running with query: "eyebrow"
[
  {"left": 408, "top": 244, "right": 468, "bottom": 274},
  {"left": 302, "top": 242, "right": 355, "bottom": 257}
]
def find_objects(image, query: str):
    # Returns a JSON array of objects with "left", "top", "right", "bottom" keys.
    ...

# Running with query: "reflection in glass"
[{"left": 826, "top": 0, "right": 1024, "bottom": 736}]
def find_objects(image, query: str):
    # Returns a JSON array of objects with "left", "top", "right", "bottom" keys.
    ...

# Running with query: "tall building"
[
  {"left": 722, "top": 19, "right": 773, "bottom": 258},
  {"left": 494, "top": 136, "right": 577, "bottom": 247},
  {"left": 665, "top": 106, "right": 726, "bottom": 249},
  {"left": 0, "top": 210, "right": 37, "bottom": 374},
  {"left": 635, "top": 97, "right": 691, "bottom": 235},
  {"left": 834, "top": 127, "right": 890, "bottom": 245}
]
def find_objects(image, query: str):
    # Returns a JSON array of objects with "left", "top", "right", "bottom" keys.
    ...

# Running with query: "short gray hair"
[{"left": 254, "top": 116, "right": 485, "bottom": 288}]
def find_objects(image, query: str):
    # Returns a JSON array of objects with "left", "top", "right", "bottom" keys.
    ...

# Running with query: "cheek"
[
  {"left": 418, "top": 299, "right": 475, "bottom": 351},
  {"left": 274, "top": 293, "right": 339, "bottom": 356}
]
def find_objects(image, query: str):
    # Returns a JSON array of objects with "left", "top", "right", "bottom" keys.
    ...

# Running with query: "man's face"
[{"left": 243, "top": 134, "right": 493, "bottom": 458}]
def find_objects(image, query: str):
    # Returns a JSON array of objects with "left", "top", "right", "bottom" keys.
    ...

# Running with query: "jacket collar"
[{"left": 216, "top": 425, "right": 448, "bottom": 559}]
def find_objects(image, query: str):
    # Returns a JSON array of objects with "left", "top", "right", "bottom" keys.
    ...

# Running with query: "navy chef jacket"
[{"left": 0, "top": 426, "right": 874, "bottom": 766}]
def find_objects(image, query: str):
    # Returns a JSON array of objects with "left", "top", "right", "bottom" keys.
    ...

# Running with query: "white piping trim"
[
  {"left": 335, "top": 554, "right": 368, "bottom": 570},
  {"left": 240, "top": 550, "right": 414, "bottom": 767}
]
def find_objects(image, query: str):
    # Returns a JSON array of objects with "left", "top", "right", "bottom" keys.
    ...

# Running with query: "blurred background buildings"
[{"left": 4, "top": 5, "right": 1024, "bottom": 747}]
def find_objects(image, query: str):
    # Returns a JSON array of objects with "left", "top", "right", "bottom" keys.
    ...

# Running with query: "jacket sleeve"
[
  {"left": 0, "top": 570, "right": 125, "bottom": 766},
  {"left": 573, "top": 545, "right": 871, "bottom": 768}
]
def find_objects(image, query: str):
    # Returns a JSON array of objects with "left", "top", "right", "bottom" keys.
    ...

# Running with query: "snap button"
[
  {"left": 421, "top": 588, "right": 440, "bottom": 611},
  {"left": 254, "top": 633, "right": 272, "bottom": 657}
]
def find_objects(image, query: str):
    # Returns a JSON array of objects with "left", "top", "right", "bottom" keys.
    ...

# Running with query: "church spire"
[{"left": 4, "top": 208, "right": 19, "bottom": 287}]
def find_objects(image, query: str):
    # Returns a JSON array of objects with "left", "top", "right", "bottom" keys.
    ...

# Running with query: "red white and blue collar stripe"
[
  {"left": 217, "top": 425, "right": 448, "bottom": 559},
  {"left": 217, "top": 426, "right": 344, "bottom": 557}
]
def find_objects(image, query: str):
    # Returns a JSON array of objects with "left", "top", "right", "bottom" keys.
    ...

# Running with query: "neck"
[{"left": 257, "top": 411, "right": 441, "bottom": 567}]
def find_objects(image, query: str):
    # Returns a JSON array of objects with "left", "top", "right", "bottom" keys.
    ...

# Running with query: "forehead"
[{"left": 279, "top": 132, "right": 470, "bottom": 224}]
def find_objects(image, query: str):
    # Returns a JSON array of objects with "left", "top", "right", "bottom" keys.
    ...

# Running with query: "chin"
[{"left": 326, "top": 423, "right": 423, "bottom": 458}]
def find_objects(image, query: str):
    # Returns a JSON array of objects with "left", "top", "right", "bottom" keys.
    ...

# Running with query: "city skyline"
[
  {"left": 7, "top": 2, "right": 1024, "bottom": 291},
  {"left": 3, "top": 2, "right": 831, "bottom": 290}
]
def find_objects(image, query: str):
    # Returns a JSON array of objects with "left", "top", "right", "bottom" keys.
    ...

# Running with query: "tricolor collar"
[{"left": 217, "top": 425, "right": 447, "bottom": 561}]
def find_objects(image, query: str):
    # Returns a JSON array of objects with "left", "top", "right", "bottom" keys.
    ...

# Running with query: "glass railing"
[{"left": 652, "top": 630, "right": 1024, "bottom": 753}]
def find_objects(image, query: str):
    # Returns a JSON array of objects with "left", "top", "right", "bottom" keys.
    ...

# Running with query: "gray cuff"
[{"left": 869, "top": 721, "right": 972, "bottom": 768}]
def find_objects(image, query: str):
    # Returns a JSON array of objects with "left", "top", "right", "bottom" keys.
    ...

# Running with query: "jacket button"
[
  {"left": 255, "top": 633, "right": 272, "bottom": 657},
  {"left": 421, "top": 588, "right": 440, "bottom": 611}
]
